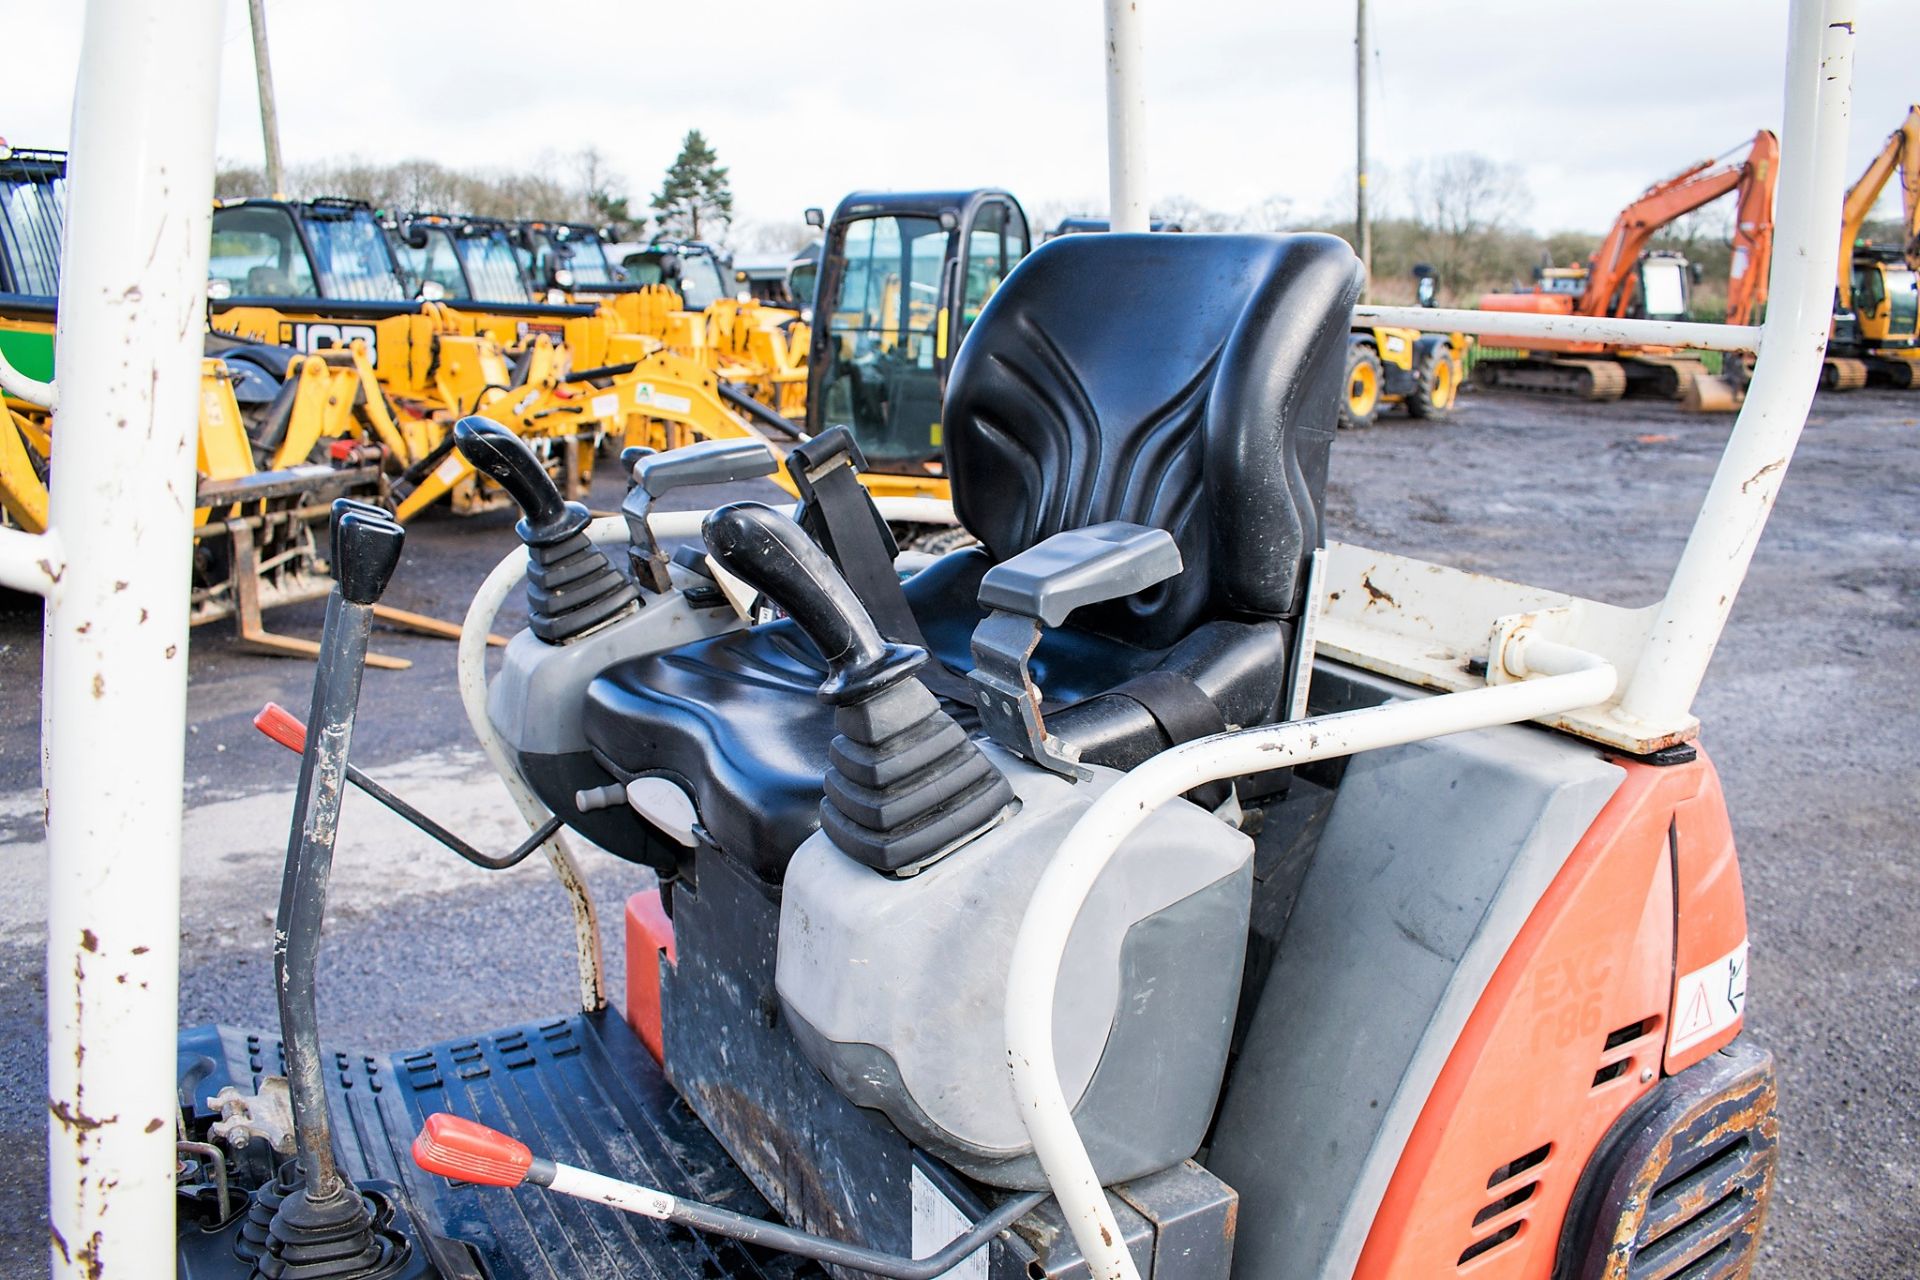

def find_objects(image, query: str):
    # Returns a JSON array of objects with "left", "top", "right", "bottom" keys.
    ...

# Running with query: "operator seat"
[{"left": 584, "top": 232, "right": 1363, "bottom": 879}]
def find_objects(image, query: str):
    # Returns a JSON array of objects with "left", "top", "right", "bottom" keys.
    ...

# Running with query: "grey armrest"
[
  {"left": 624, "top": 440, "right": 777, "bottom": 594},
  {"left": 977, "top": 522, "right": 1183, "bottom": 627},
  {"left": 635, "top": 438, "right": 776, "bottom": 498}
]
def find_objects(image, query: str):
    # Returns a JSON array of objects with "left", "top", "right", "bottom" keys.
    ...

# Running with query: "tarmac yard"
[{"left": 0, "top": 386, "right": 1914, "bottom": 1276}]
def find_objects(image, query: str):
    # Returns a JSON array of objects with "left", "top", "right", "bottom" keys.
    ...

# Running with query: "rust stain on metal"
[
  {"left": 691, "top": 1082, "right": 858, "bottom": 1244},
  {"left": 1360, "top": 573, "right": 1397, "bottom": 609},
  {"left": 1741, "top": 459, "right": 1785, "bottom": 493},
  {"left": 1601, "top": 1073, "right": 1777, "bottom": 1279},
  {"left": 76, "top": 1231, "right": 104, "bottom": 1280},
  {"left": 49, "top": 1098, "right": 117, "bottom": 1134}
]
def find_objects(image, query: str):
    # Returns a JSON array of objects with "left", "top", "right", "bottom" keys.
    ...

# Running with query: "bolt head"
[{"left": 1639, "top": 1067, "right": 1655, "bottom": 1083}]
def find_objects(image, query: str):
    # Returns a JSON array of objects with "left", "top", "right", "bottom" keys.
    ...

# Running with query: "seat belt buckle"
[{"left": 785, "top": 424, "right": 868, "bottom": 492}]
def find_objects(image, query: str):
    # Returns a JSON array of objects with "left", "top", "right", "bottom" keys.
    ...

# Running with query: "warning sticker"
[
  {"left": 591, "top": 392, "right": 620, "bottom": 420},
  {"left": 433, "top": 455, "right": 467, "bottom": 485},
  {"left": 911, "top": 1165, "right": 987, "bottom": 1280},
  {"left": 633, "top": 382, "right": 693, "bottom": 415},
  {"left": 1669, "top": 938, "right": 1749, "bottom": 1054}
]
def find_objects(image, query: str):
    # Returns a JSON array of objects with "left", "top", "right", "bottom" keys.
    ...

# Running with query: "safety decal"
[
  {"left": 911, "top": 1165, "right": 987, "bottom": 1280},
  {"left": 1670, "top": 938, "right": 1749, "bottom": 1053},
  {"left": 633, "top": 382, "right": 692, "bottom": 415}
]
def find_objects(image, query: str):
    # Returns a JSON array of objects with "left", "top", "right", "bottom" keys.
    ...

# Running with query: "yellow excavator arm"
[{"left": 1838, "top": 104, "right": 1920, "bottom": 308}]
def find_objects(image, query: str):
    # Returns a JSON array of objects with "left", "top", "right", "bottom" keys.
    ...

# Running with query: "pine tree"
[{"left": 650, "top": 130, "right": 733, "bottom": 242}]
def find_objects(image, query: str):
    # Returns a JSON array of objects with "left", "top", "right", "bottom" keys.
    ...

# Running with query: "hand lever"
[
  {"left": 703, "top": 501, "right": 922, "bottom": 705},
  {"left": 453, "top": 416, "right": 584, "bottom": 546},
  {"left": 454, "top": 416, "right": 637, "bottom": 642}
]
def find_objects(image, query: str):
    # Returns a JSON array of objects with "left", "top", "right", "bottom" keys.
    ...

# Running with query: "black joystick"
[
  {"left": 703, "top": 503, "right": 1014, "bottom": 873},
  {"left": 453, "top": 417, "right": 637, "bottom": 643}
]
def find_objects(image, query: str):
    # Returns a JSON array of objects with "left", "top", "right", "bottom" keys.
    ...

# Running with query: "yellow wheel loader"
[
  {"left": 1338, "top": 326, "right": 1467, "bottom": 429},
  {"left": 0, "top": 148, "right": 441, "bottom": 665},
  {"left": 210, "top": 198, "right": 783, "bottom": 520}
]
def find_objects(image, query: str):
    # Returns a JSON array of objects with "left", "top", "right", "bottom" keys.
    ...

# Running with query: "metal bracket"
[
  {"left": 621, "top": 438, "right": 777, "bottom": 594},
  {"left": 968, "top": 610, "right": 1088, "bottom": 778}
]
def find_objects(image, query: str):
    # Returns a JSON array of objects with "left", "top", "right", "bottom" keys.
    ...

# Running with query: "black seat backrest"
[{"left": 943, "top": 232, "right": 1362, "bottom": 650}]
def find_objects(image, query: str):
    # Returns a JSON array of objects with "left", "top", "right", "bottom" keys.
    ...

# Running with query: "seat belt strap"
[
  {"left": 1109, "top": 669, "right": 1231, "bottom": 808},
  {"left": 788, "top": 429, "right": 976, "bottom": 703},
  {"left": 1110, "top": 669, "right": 1229, "bottom": 744}
]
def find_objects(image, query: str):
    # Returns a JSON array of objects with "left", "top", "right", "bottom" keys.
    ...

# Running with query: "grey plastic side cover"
[{"left": 1205, "top": 670, "right": 1624, "bottom": 1279}]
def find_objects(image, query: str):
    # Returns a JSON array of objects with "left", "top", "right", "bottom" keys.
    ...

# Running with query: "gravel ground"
[{"left": 0, "top": 385, "right": 1914, "bottom": 1275}]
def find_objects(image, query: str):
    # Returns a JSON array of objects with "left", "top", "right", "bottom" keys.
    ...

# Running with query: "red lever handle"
[
  {"left": 412, "top": 1113, "right": 534, "bottom": 1188},
  {"left": 253, "top": 702, "right": 308, "bottom": 755}
]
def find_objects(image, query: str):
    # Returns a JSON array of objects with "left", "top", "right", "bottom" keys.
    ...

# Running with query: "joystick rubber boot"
[
  {"left": 454, "top": 418, "right": 636, "bottom": 643},
  {"left": 704, "top": 502, "right": 1013, "bottom": 872}
]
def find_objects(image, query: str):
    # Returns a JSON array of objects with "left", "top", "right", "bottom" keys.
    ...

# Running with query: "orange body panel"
[
  {"left": 1356, "top": 750, "right": 1748, "bottom": 1278},
  {"left": 1664, "top": 761, "right": 1750, "bottom": 1074},
  {"left": 624, "top": 889, "right": 678, "bottom": 1065}
]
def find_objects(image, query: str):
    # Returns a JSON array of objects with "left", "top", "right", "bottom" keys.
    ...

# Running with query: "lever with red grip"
[
  {"left": 253, "top": 701, "right": 309, "bottom": 754},
  {"left": 408, "top": 1111, "right": 1046, "bottom": 1276},
  {"left": 251, "top": 701, "right": 560, "bottom": 871},
  {"left": 412, "top": 1113, "right": 541, "bottom": 1188}
]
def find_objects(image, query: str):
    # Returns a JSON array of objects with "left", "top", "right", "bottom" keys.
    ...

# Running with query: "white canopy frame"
[
  {"left": 0, "top": 1, "right": 1856, "bottom": 1276},
  {"left": 1008, "top": 5, "right": 1856, "bottom": 1279}
]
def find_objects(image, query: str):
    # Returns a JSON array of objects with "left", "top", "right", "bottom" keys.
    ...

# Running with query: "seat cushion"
[{"left": 584, "top": 549, "right": 1286, "bottom": 880}]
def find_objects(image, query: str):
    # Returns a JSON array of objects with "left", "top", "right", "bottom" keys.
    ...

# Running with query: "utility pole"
[
  {"left": 247, "top": 0, "right": 285, "bottom": 196},
  {"left": 1355, "top": 0, "right": 1372, "bottom": 283}
]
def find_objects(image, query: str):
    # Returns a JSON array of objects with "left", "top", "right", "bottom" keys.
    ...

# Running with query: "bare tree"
[
  {"left": 1153, "top": 194, "right": 1235, "bottom": 232},
  {"left": 208, "top": 149, "right": 636, "bottom": 227},
  {"left": 1405, "top": 153, "right": 1529, "bottom": 238},
  {"left": 1403, "top": 152, "right": 1531, "bottom": 285},
  {"left": 727, "top": 218, "right": 818, "bottom": 255},
  {"left": 1239, "top": 194, "right": 1297, "bottom": 232}
]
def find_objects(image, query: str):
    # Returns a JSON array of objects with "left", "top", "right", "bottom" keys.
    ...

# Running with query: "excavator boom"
[
  {"left": 1583, "top": 130, "right": 1779, "bottom": 320},
  {"left": 1837, "top": 104, "right": 1920, "bottom": 309}
]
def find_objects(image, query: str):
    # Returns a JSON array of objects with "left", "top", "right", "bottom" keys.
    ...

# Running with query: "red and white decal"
[{"left": 1670, "top": 938, "right": 1748, "bottom": 1054}]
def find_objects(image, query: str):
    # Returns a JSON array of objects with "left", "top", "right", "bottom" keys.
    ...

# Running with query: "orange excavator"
[
  {"left": 1476, "top": 130, "right": 1779, "bottom": 407},
  {"left": 1825, "top": 103, "right": 1920, "bottom": 390}
]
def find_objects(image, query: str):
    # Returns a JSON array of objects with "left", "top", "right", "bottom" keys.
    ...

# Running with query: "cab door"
[
  {"left": 809, "top": 210, "right": 953, "bottom": 470},
  {"left": 947, "top": 196, "right": 1030, "bottom": 361}
]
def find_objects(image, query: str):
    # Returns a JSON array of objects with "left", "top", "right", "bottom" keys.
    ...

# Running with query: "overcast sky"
[{"left": 6, "top": 1, "right": 1916, "bottom": 235}]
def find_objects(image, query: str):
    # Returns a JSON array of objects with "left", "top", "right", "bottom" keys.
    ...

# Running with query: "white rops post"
[
  {"left": 1009, "top": 4, "right": 1858, "bottom": 1280},
  {"left": 0, "top": 0, "right": 224, "bottom": 1275},
  {"left": 1103, "top": 0, "right": 1150, "bottom": 234}
]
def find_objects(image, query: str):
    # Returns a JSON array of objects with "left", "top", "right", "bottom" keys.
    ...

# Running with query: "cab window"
[
  {"left": 456, "top": 231, "right": 531, "bottom": 303},
  {"left": 210, "top": 206, "right": 317, "bottom": 298},
  {"left": 1853, "top": 262, "right": 1886, "bottom": 313},
  {"left": 392, "top": 226, "right": 469, "bottom": 300},
  {"left": 961, "top": 202, "right": 1023, "bottom": 330},
  {"left": 834, "top": 215, "right": 947, "bottom": 346},
  {"left": 559, "top": 236, "right": 614, "bottom": 285},
  {"left": 303, "top": 210, "right": 406, "bottom": 302},
  {"left": 816, "top": 213, "right": 950, "bottom": 469},
  {"left": 0, "top": 165, "right": 66, "bottom": 297}
]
